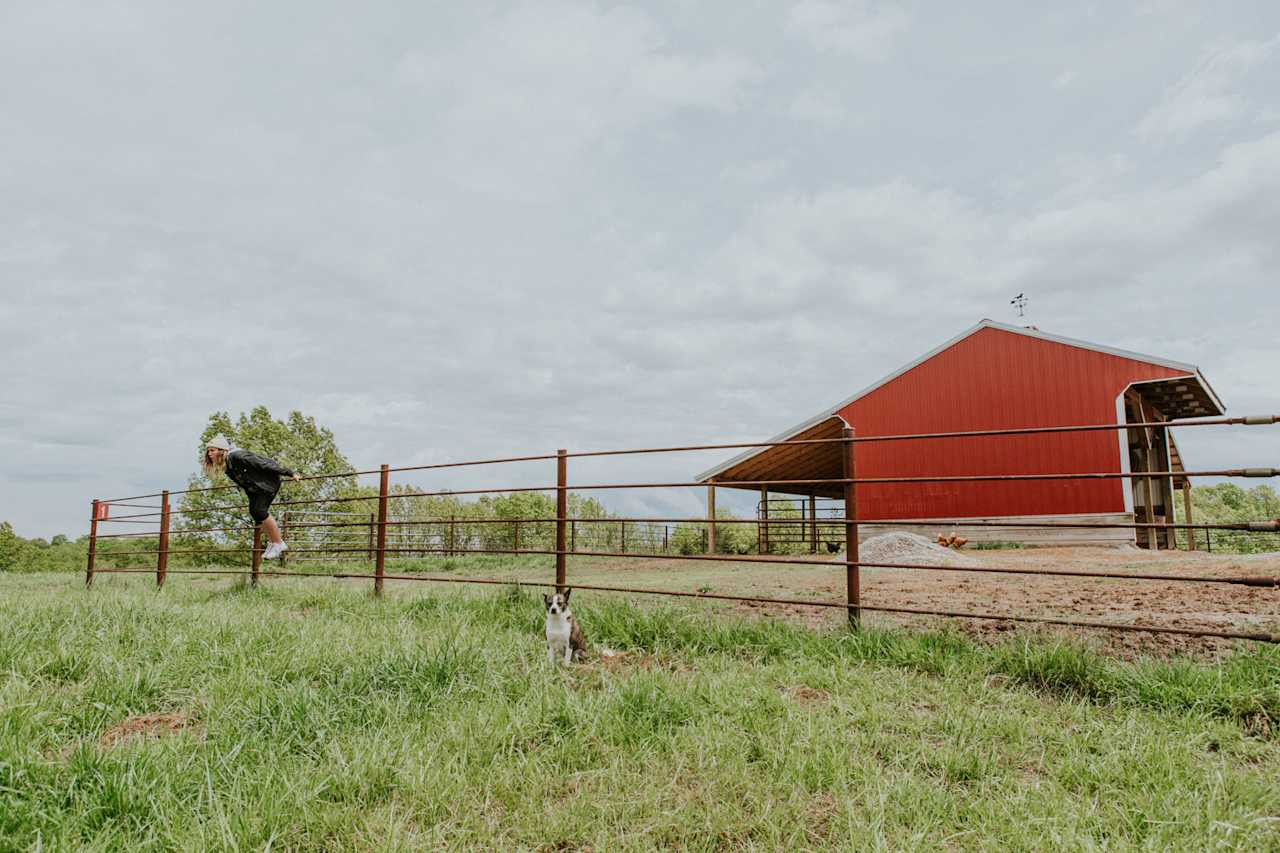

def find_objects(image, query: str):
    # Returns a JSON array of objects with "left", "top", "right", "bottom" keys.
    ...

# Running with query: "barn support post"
[
  {"left": 374, "top": 464, "right": 389, "bottom": 597},
  {"left": 1157, "top": 427, "right": 1178, "bottom": 550},
  {"left": 556, "top": 449, "right": 567, "bottom": 592},
  {"left": 250, "top": 525, "right": 263, "bottom": 587},
  {"left": 706, "top": 486, "right": 717, "bottom": 554},
  {"left": 1183, "top": 485, "right": 1196, "bottom": 551},
  {"left": 842, "top": 426, "right": 861, "bottom": 628},
  {"left": 85, "top": 500, "right": 100, "bottom": 588},
  {"left": 156, "top": 490, "right": 170, "bottom": 588}
]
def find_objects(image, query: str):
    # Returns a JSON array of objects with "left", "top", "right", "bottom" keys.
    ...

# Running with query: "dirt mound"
[
  {"left": 837, "top": 532, "right": 981, "bottom": 568},
  {"left": 99, "top": 712, "right": 192, "bottom": 748}
]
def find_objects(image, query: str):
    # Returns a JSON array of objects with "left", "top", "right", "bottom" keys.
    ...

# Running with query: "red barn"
[{"left": 698, "top": 320, "right": 1224, "bottom": 548}]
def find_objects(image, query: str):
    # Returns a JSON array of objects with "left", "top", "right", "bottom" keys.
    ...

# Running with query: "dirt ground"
[
  {"left": 531, "top": 546, "right": 1280, "bottom": 660},
  {"left": 734, "top": 546, "right": 1280, "bottom": 660}
]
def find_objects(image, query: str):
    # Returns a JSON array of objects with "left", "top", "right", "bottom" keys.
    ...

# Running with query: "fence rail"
[{"left": 84, "top": 415, "right": 1280, "bottom": 644}]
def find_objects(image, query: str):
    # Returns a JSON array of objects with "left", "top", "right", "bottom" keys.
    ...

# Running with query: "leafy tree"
[
  {"left": 177, "top": 407, "right": 356, "bottom": 557},
  {"left": 1178, "top": 484, "right": 1280, "bottom": 553},
  {"left": 0, "top": 521, "right": 22, "bottom": 571}
]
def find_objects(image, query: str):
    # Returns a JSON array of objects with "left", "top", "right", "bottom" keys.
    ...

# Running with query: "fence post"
[
  {"left": 570, "top": 519, "right": 576, "bottom": 553},
  {"left": 556, "top": 449, "right": 567, "bottom": 592},
  {"left": 157, "top": 490, "right": 170, "bottom": 588},
  {"left": 760, "top": 486, "right": 769, "bottom": 554},
  {"left": 842, "top": 426, "right": 860, "bottom": 628},
  {"left": 514, "top": 520, "right": 520, "bottom": 553},
  {"left": 251, "top": 524, "right": 263, "bottom": 587},
  {"left": 809, "top": 492, "right": 818, "bottom": 554},
  {"left": 706, "top": 486, "right": 716, "bottom": 554},
  {"left": 86, "top": 499, "right": 99, "bottom": 588},
  {"left": 367, "top": 513, "right": 375, "bottom": 561},
  {"left": 1183, "top": 486, "right": 1196, "bottom": 552},
  {"left": 621, "top": 521, "right": 626, "bottom": 554},
  {"left": 449, "top": 515, "right": 456, "bottom": 556},
  {"left": 662, "top": 524, "right": 668, "bottom": 553},
  {"left": 375, "top": 464, "right": 389, "bottom": 597},
  {"left": 280, "top": 511, "right": 289, "bottom": 569}
]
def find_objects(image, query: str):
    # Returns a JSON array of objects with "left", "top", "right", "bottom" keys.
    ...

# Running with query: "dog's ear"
[
  {"left": 542, "top": 593, "right": 551, "bottom": 608},
  {"left": 562, "top": 588, "right": 571, "bottom": 603}
]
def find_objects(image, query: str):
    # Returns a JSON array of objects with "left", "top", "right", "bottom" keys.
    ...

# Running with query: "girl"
[{"left": 202, "top": 434, "right": 301, "bottom": 560}]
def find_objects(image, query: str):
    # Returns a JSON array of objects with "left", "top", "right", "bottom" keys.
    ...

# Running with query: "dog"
[{"left": 543, "top": 588, "right": 586, "bottom": 665}]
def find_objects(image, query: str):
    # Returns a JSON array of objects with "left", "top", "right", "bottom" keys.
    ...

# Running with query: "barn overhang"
[
  {"left": 698, "top": 414, "right": 850, "bottom": 499},
  {"left": 1124, "top": 373, "right": 1224, "bottom": 420}
]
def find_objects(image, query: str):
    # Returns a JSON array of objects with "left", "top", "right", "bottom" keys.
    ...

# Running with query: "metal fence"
[{"left": 84, "top": 414, "right": 1280, "bottom": 644}]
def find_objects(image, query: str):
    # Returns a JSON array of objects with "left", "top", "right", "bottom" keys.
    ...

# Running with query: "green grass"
[{"left": 1, "top": 572, "right": 1278, "bottom": 851}]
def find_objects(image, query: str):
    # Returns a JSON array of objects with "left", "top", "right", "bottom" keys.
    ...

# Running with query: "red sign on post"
[{"left": 95, "top": 502, "right": 110, "bottom": 521}]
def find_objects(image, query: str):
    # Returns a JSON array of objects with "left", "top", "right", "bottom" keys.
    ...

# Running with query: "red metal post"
[
  {"left": 157, "top": 490, "right": 170, "bottom": 588},
  {"left": 375, "top": 464, "right": 389, "bottom": 596},
  {"left": 809, "top": 492, "right": 817, "bottom": 554},
  {"left": 86, "top": 499, "right": 100, "bottom": 588},
  {"left": 760, "top": 486, "right": 770, "bottom": 554},
  {"left": 556, "top": 449, "right": 567, "bottom": 592},
  {"left": 706, "top": 485, "right": 716, "bottom": 554},
  {"left": 251, "top": 525, "right": 263, "bottom": 587},
  {"left": 842, "top": 426, "right": 861, "bottom": 628}
]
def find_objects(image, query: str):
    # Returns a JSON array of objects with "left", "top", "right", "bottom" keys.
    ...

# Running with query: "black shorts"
[{"left": 245, "top": 488, "right": 278, "bottom": 524}]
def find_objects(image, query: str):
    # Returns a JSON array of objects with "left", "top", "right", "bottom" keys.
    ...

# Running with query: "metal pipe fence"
[{"left": 84, "top": 415, "right": 1280, "bottom": 644}]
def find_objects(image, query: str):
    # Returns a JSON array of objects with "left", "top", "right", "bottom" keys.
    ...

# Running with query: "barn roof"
[{"left": 696, "top": 319, "right": 1223, "bottom": 492}]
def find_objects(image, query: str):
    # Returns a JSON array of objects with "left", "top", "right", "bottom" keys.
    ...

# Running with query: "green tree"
[
  {"left": 1178, "top": 483, "right": 1280, "bottom": 553},
  {"left": 0, "top": 521, "right": 22, "bottom": 571},
  {"left": 176, "top": 407, "right": 356, "bottom": 559}
]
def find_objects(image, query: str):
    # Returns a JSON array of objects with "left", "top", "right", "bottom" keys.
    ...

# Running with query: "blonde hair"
[{"left": 201, "top": 447, "right": 227, "bottom": 480}]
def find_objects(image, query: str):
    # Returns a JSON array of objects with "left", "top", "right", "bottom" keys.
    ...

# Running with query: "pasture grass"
[{"left": 0, "top": 571, "right": 1278, "bottom": 850}]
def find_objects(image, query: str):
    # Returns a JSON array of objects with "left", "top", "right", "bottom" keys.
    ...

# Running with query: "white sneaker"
[{"left": 262, "top": 541, "right": 287, "bottom": 560}]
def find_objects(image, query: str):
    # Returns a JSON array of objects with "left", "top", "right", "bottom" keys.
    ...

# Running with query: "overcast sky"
[{"left": 3, "top": 1, "right": 1279, "bottom": 538}]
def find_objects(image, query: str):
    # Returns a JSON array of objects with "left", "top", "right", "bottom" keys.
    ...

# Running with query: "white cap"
[{"left": 206, "top": 434, "right": 231, "bottom": 451}]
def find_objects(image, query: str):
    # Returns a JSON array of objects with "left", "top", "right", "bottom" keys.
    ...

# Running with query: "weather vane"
[{"left": 1010, "top": 293, "right": 1028, "bottom": 318}]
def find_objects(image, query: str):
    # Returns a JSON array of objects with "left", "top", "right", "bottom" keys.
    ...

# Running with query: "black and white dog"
[{"left": 543, "top": 588, "right": 586, "bottom": 665}]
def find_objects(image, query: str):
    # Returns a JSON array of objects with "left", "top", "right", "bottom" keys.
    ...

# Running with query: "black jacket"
[{"left": 225, "top": 449, "right": 295, "bottom": 495}]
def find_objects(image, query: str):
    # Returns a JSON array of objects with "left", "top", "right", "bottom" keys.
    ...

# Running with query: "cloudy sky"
[{"left": 3, "top": 1, "right": 1279, "bottom": 538}]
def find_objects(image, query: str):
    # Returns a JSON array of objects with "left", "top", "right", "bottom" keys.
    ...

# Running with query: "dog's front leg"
[
  {"left": 547, "top": 644, "right": 556, "bottom": 665},
  {"left": 563, "top": 644, "right": 573, "bottom": 666}
]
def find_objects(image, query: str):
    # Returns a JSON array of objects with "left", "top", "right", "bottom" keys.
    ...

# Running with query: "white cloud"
[
  {"left": 786, "top": 0, "right": 912, "bottom": 60},
  {"left": 1137, "top": 34, "right": 1279, "bottom": 138},
  {"left": 1054, "top": 70, "right": 1078, "bottom": 89},
  {"left": 789, "top": 88, "right": 845, "bottom": 123},
  {"left": 395, "top": 2, "right": 760, "bottom": 199}
]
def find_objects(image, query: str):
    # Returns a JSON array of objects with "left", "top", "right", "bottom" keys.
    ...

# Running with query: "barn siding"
[{"left": 839, "top": 326, "right": 1187, "bottom": 521}]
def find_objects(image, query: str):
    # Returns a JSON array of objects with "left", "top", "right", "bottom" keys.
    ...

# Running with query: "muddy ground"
[{"left": 727, "top": 546, "right": 1280, "bottom": 660}]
